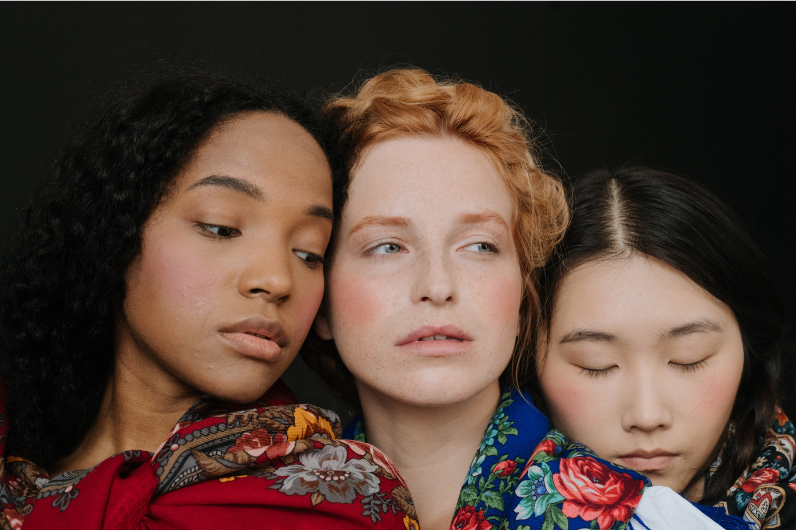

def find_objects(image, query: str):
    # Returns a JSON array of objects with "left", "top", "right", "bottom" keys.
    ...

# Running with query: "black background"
[{"left": 1, "top": 3, "right": 794, "bottom": 418}]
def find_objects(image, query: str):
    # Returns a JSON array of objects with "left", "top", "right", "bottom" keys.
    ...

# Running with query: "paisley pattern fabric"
[
  {"left": 709, "top": 410, "right": 796, "bottom": 529},
  {"left": 0, "top": 380, "right": 418, "bottom": 530}
]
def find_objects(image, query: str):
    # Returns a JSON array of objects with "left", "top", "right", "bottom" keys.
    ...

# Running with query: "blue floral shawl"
[{"left": 345, "top": 388, "right": 652, "bottom": 530}]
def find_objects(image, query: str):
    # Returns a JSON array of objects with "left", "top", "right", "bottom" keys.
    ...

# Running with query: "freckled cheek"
[
  {"left": 328, "top": 269, "right": 396, "bottom": 329},
  {"left": 487, "top": 277, "right": 522, "bottom": 313}
]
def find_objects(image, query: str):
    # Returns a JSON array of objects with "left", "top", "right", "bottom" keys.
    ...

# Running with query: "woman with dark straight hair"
[
  {"left": 0, "top": 68, "right": 415, "bottom": 529},
  {"left": 532, "top": 167, "right": 793, "bottom": 529}
]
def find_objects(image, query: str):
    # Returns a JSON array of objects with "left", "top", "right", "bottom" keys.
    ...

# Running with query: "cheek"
[
  {"left": 480, "top": 273, "right": 523, "bottom": 330},
  {"left": 328, "top": 268, "right": 395, "bottom": 330},
  {"left": 135, "top": 228, "right": 218, "bottom": 313},
  {"left": 292, "top": 276, "right": 326, "bottom": 338},
  {"left": 689, "top": 361, "right": 743, "bottom": 419},
  {"left": 539, "top": 364, "right": 612, "bottom": 444}
]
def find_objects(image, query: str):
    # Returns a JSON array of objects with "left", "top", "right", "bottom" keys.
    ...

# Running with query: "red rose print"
[
  {"left": 2, "top": 508, "right": 23, "bottom": 530},
  {"left": 451, "top": 506, "right": 491, "bottom": 530},
  {"left": 531, "top": 439, "right": 558, "bottom": 461},
  {"left": 493, "top": 459, "right": 517, "bottom": 477},
  {"left": 741, "top": 468, "right": 780, "bottom": 493},
  {"left": 522, "top": 439, "right": 559, "bottom": 478},
  {"left": 553, "top": 457, "right": 644, "bottom": 530},
  {"left": 228, "top": 428, "right": 274, "bottom": 457}
]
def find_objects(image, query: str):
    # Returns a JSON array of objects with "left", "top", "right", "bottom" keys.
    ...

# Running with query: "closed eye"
[
  {"left": 579, "top": 365, "right": 617, "bottom": 378},
  {"left": 294, "top": 250, "right": 325, "bottom": 270},
  {"left": 670, "top": 359, "right": 707, "bottom": 372},
  {"left": 197, "top": 223, "right": 241, "bottom": 238}
]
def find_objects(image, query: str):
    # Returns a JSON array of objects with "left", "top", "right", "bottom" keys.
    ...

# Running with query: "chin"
[
  {"left": 201, "top": 377, "right": 277, "bottom": 403},
  {"left": 391, "top": 381, "right": 493, "bottom": 408}
]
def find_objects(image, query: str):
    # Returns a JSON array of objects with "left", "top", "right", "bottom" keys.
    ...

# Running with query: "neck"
[
  {"left": 51, "top": 332, "right": 203, "bottom": 476},
  {"left": 359, "top": 382, "right": 500, "bottom": 530}
]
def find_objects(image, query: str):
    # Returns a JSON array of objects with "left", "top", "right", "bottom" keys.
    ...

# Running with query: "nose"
[
  {"left": 621, "top": 368, "right": 673, "bottom": 433},
  {"left": 237, "top": 245, "right": 293, "bottom": 303},
  {"left": 412, "top": 247, "right": 456, "bottom": 305}
]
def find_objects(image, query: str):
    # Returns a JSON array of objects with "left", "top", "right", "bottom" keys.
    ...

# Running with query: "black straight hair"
[
  {"left": 534, "top": 166, "right": 792, "bottom": 502},
  {"left": 0, "top": 66, "right": 341, "bottom": 469}
]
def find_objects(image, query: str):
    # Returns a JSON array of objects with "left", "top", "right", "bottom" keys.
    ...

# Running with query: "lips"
[
  {"left": 616, "top": 450, "right": 678, "bottom": 471},
  {"left": 396, "top": 324, "right": 472, "bottom": 356},
  {"left": 397, "top": 324, "right": 472, "bottom": 345},
  {"left": 219, "top": 316, "right": 288, "bottom": 362}
]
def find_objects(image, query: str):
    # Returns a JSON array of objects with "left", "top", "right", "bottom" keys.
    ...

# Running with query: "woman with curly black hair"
[{"left": 0, "top": 70, "right": 416, "bottom": 529}]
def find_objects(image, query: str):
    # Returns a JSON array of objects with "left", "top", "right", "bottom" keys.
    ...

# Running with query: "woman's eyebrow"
[
  {"left": 348, "top": 216, "right": 410, "bottom": 237},
  {"left": 307, "top": 205, "right": 333, "bottom": 222},
  {"left": 560, "top": 329, "right": 617, "bottom": 344},
  {"left": 664, "top": 318, "right": 724, "bottom": 339},
  {"left": 456, "top": 211, "right": 509, "bottom": 230},
  {"left": 186, "top": 175, "right": 263, "bottom": 199}
]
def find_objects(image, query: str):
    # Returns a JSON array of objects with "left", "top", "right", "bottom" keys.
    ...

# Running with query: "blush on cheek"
[
  {"left": 691, "top": 366, "right": 742, "bottom": 417},
  {"left": 482, "top": 275, "right": 523, "bottom": 322},
  {"left": 328, "top": 270, "right": 388, "bottom": 327},
  {"left": 139, "top": 234, "right": 217, "bottom": 311},
  {"left": 540, "top": 371, "right": 601, "bottom": 438}
]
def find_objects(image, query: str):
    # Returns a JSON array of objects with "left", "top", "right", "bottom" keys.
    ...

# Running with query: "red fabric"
[{"left": 0, "top": 382, "right": 416, "bottom": 530}]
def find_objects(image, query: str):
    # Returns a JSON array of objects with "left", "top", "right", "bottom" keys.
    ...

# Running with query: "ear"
[{"left": 313, "top": 310, "right": 334, "bottom": 341}]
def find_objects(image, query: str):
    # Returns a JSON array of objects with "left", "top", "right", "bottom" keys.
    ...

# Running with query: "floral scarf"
[
  {"left": 346, "top": 388, "right": 650, "bottom": 529},
  {"left": 707, "top": 410, "right": 796, "bottom": 529},
  {"left": 0, "top": 380, "right": 419, "bottom": 530},
  {"left": 348, "top": 389, "right": 796, "bottom": 530}
]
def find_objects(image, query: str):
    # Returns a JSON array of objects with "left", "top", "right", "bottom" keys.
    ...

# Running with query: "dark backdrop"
[{"left": 1, "top": 3, "right": 794, "bottom": 420}]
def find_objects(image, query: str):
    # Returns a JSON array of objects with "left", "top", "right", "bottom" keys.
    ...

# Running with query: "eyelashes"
[
  {"left": 670, "top": 359, "right": 707, "bottom": 372},
  {"left": 197, "top": 222, "right": 241, "bottom": 238},
  {"left": 580, "top": 366, "right": 617, "bottom": 378},
  {"left": 196, "top": 222, "right": 325, "bottom": 270},
  {"left": 293, "top": 250, "right": 326, "bottom": 270},
  {"left": 578, "top": 359, "right": 709, "bottom": 378},
  {"left": 364, "top": 240, "right": 502, "bottom": 256}
]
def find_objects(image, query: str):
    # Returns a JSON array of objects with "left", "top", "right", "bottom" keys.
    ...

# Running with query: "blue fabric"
[
  {"left": 692, "top": 503, "right": 755, "bottom": 530},
  {"left": 343, "top": 388, "right": 762, "bottom": 530}
]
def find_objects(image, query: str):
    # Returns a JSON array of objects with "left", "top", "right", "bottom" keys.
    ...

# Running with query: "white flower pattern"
[{"left": 272, "top": 444, "right": 380, "bottom": 503}]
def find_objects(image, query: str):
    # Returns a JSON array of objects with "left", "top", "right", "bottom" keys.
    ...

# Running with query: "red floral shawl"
[{"left": 0, "top": 380, "right": 418, "bottom": 530}]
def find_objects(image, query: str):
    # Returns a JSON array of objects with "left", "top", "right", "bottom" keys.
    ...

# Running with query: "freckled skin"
[
  {"left": 538, "top": 255, "right": 745, "bottom": 500},
  {"left": 118, "top": 112, "right": 333, "bottom": 404},
  {"left": 320, "top": 136, "right": 523, "bottom": 408}
]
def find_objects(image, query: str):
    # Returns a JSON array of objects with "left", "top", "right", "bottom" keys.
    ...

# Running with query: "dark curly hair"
[
  {"left": 534, "top": 166, "right": 792, "bottom": 503},
  {"left": 0, "top": 67, "right": 341, "bottom": 469}
]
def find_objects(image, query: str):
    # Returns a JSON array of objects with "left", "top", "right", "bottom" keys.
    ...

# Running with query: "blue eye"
[
  {"left": 294, "top": 250, "right": 325, "bottom": 269},
  {"left": 463, "top": 242, "right": 494, "bottom": 253},
  {"left": 372, "top": 243, "right": 402, "bottom": 254}
]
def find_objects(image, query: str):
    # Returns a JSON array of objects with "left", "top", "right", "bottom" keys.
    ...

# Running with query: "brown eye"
[
  {"left": 198, "top": 223, "right": 241, "bottom": 238},
  {"left": 294, "top": 250, "right": 325, "bottom": 270}
]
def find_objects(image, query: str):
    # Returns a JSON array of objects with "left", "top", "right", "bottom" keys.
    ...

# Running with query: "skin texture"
[
  {"left": 538, "top": 254, "right": 745, "bottom": 501},
  {"left": 315, "top": 136, "right": 523, "bottom": 529},
  {"left": 55, "top": 111, "right": 333, "bottom": 474}
]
